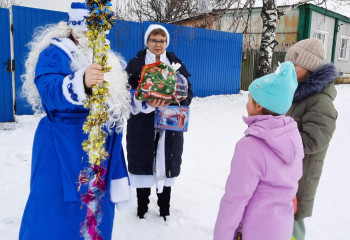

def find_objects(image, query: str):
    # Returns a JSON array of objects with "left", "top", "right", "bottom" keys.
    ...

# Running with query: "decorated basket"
[{"left": 135, "top": 61, "right": 178, "bottom": 103}]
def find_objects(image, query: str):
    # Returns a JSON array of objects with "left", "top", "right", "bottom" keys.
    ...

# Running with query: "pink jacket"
[{"left": 214, "top": 115, "right": 304, "bottom": 240}]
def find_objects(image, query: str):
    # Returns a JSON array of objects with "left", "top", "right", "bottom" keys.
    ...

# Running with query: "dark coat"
[
  {"left": 126, "top": 49, "right": 193, "bottom": 178},
  {"left": 287, "top": 64, "right": 338, "bottom": 220}
]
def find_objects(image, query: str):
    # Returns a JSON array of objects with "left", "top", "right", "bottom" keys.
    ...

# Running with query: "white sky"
[
  {"left": 19, "top": 0, "right": 117, "bottom": 12},
  {"left": 19, "top": 0, "right": 350, "bottom": 18},
  {"left": 19, "top": 0, "right": 75, "bottom": 12}
]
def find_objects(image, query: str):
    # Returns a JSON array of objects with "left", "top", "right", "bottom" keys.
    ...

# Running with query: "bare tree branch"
[
  {"left": 114, "top": 0, "right": 239, "bottom": 23},
  {"left": 0, "top": 0, "right": 21, "bottom": 8},
  {"left": 278, "top": 0, "right": 326, "bottom": 18},
  {"left": 331, "top": 0, "right": 350, "bottom": 6}
]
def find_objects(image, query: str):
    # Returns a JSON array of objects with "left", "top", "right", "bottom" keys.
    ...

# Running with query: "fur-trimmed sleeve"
[{"left": 34, "top": 46, "right": 87, "bottom": 110}]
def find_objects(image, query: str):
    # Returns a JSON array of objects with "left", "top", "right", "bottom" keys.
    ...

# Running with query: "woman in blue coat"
[{"left": 19, "top": 3, "right": 132, "bottom": 240}]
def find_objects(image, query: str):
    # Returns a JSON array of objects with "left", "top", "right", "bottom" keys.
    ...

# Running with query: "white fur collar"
[{"left": 51, "top": 37, "right": 90, "bottom": 71}]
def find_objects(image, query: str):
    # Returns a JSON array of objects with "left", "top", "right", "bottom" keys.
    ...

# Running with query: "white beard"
[
  {"left": 71, "top": 29, "right": 132, "bottom": 131},
  {"left": 72, "top": 29, "right": 93, "bottom": 62}
]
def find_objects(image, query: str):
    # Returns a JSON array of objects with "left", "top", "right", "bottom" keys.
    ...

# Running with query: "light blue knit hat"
[{"left": 248, "top": 61, "right": 297, "bottom": 115}]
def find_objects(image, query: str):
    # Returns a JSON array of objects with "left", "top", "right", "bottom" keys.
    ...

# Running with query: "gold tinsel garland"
[{"left": 79, "top": 1, "right": 116, "bottom": 239}]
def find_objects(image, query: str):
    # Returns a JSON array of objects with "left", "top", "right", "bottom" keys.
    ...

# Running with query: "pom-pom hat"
[
  {"left": 144, "top": 24, "right": 170, "bottom": 47},
  {"left": 248, "top": 61, "right": 298, "bottom": 115},
  {"left": 67, "top": 2, "right": 89, "bottom": 31}
]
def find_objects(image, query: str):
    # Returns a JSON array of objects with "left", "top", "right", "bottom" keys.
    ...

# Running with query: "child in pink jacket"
[{"left": 214, "top": 61, "right": 304, "bottom": 240}]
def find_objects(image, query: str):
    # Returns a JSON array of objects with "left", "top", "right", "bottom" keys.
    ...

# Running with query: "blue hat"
[
  {"left": 248, "top": 61, "right": 297, "bottom": 115},
  {"left": 67, "top": 2, "right": 89, "bottom": 31}
]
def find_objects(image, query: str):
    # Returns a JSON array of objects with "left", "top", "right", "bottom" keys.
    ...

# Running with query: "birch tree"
[{"left": 257, "top": 0, "right": 326, "bottom": 77}]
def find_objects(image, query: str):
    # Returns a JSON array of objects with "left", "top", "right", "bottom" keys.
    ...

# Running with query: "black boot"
[
  {"left": 157, "top": 186, "right": 171, "bottom": 221},
  {"left": 136, "top": 188, "right": 151, "bottom": 219}
]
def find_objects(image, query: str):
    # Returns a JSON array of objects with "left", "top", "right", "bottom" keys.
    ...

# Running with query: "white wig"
[
  {"left": 104, "top": 51, "right": 132, "bottom": 132},
  {"left": 21, "top": 22, "right": 131, "bottom": 131},
  {"left": 21, "top": 21, "right": 71, "bottom": 114}
]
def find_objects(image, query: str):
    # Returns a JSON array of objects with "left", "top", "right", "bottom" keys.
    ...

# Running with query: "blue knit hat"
[
  {"left": 248, "top": 61, "right": 297, "bottom": 115},
  {"left": 67, "top": 2, "right": 89, "bottom": 31}
]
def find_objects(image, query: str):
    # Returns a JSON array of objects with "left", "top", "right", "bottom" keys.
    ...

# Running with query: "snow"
[{"left": 1, "top": 85, "right": 350, "bottom": 239}]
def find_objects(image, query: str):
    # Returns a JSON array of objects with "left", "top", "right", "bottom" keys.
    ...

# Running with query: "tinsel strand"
[{"left": 79, "top": 1, "right": 116, "bottom": 239}]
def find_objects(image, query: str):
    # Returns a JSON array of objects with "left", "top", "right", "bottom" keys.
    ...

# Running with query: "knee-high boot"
[
  {"left": 156, "top": 186, "right": 171, "bottom": 220},
  {"left": 136, "top": 188, "right": 151, "bottom": 219}
]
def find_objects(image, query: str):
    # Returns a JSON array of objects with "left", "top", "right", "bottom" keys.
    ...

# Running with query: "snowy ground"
[{"left": 1, "top": 85, "right": 350, "bottom": 240}]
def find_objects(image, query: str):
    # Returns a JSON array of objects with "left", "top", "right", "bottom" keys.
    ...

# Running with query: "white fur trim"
[
  {"left": 144, "top": 24, "right": 170, "bottom": 47},
  {"left": 155, "top": 130, "right": 166, "bottom": 193},
  {"left": 115, "top": 188, "right": 136, "bottom": 211},
  {"left": 51, "top": 38, "right": 90, "bottom": 71},
  {"left": 62, "top": 68, "right": 87, "bottom": 105},
  {"left": 110, "top": 177, "right": 130, "bottom": 203},
  {"left": 67, "top": 8, "right": 89, "bottom": 31},
  {"left": 129, "top": 174, "right": 176, "bottom": 188}
]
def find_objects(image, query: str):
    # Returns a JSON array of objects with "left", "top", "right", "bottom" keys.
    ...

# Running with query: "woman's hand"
[
  {"left": 84, "top": 63, "right": 104, "bottom": 88},
  {"left": 147, "top": 99, "right": 170, "bottom": 108}
]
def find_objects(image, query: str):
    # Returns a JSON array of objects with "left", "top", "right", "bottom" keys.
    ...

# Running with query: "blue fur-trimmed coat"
[
  {"left": 19, "top": 38, "right": 130, "bottom": 240},
  {"left": 286, "top": 64, "right": 338, "bottom": 220}
]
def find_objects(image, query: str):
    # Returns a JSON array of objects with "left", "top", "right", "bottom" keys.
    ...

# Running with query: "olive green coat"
[{"left": 287, "top": 64, "right": 338, "bottom": 220}]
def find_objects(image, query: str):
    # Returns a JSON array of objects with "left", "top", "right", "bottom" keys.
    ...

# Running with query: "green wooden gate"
[{"left": 240, "top": 50, "right": 287, "bottom": 91}]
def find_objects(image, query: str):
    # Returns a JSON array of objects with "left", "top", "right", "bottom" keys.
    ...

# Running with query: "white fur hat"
[
  {"left": 67, "top": 2, "right": 89, "bottom": 31},
  {"left": 144, "top": 24, "right": 170, "bottom": 47}
]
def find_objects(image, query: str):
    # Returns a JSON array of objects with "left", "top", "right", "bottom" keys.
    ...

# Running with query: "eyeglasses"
[{"left": 149, "top": 39, "right": 167, "bottom": 45}]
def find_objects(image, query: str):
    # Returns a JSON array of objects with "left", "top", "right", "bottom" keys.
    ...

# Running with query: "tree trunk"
[{"left": 257, "top": 0, "right": 278, "bottom": 78}]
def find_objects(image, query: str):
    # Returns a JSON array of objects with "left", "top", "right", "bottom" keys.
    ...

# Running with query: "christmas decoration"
[
  {"left": 154, "top": 106, "right": 190, "bottom": 132},
  {"left": 78, "top": 1, "right": 116, "bottom": 239},
  {"left": 135, "top": 61, "right": 178, "bottom": 103}
]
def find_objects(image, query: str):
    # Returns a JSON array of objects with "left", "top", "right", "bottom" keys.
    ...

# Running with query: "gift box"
[
  {"left": 175, "top": 72, "right": 188, "bottom": 98},
  {"left": 154, "top": 106, "right": 190, "bottom": 132},
  {"left": 135, "top": 61, "right": 178, "bottom": 103}
]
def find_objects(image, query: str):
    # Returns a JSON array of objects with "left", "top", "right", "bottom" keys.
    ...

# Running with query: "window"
[
  {"left": 313, "top": 30, "right": 328, "bottom": 57},
  {"left": 314, "top": 32, "right": 326, "bottom": 44},
  {"left": 339, "top": 36, "right": 350, "bottom": 61}
]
